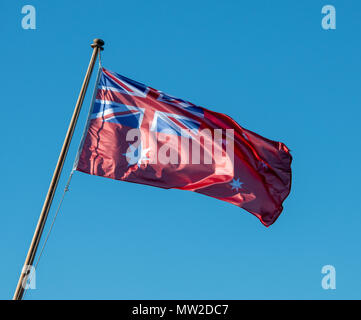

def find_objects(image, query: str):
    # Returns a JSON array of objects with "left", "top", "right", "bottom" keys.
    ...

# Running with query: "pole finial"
[{"left": 91, "top": 38, "right": 105, "bottom": 50}]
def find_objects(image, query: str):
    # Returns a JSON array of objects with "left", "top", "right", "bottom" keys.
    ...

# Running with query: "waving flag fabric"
[{"left": 76, "top": 68, "right": 292, "bottom": 226}]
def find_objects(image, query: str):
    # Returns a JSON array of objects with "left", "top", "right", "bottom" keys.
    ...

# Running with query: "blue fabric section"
[
  {"left": 155, "top": 116, "right": 199, "bottom": 136},
  {"left": 99, "top": 72, "right": 128, "bottom": 94},
  {"left": 102, "top": 69, "right": 148, "bottom": 94},
  {"left": 176, "top": 117, "right": 200, "bottom": 132},
  {"left": 183, "top": 105, "right": 204, "bottom": 116},
  {"left": 104, "top": 112, "right": 141, "bottom": 128},
  {"left": 92, "top": 101, "right": 131, "bottom": 115},
  {"left": 155, "top": 116, "right": 180, "bottom": 135}
]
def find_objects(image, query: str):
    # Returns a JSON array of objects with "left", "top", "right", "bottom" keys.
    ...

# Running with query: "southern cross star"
[
  {"left": 260, "top": 161, "right": 268, "bottom": 169},
  {"left": 229, "top": 178, "right": 243, "bottom": 192},
  {"left": 123, "top": 143, "right": 150, "bottom": 167}
]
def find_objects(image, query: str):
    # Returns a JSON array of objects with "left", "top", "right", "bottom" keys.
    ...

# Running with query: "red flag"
[{"left": 76, "top": 68, "right": 292, "bottom": 226}]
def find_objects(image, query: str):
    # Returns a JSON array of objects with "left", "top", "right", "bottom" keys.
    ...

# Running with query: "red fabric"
[{"left": 76, "top": 69, "right": 292, "bottom": 226}]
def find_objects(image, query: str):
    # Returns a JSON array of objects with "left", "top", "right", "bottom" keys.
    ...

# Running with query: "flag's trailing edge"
[{"left": 76, "top": 68, "right": 292, "bottom": 227}]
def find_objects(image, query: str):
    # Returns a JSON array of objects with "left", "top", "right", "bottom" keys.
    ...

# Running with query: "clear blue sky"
[{"left": 1, "top": 0, "right": 360, "bottom": 299}]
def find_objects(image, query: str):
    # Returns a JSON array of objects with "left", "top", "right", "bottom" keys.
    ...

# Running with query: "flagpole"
[{"left": 13, "top": 38, "right": 105, "bottom": 300}]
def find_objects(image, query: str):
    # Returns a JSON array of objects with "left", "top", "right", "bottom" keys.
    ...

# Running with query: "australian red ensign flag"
[{"left": 76, "top": 68, "right": 292, "bottom": 226}]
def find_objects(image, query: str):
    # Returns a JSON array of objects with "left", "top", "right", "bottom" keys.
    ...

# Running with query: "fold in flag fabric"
[{"left": 76, "top": 68, "right": 292, "bottom": 226}]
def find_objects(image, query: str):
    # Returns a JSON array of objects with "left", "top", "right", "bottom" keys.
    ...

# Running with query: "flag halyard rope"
[
  {"left": 22, "top": 170, "right": 74, "bottom": 298},
  {"left": 22, "top": 61, "right": 103, "bottom": 299}
]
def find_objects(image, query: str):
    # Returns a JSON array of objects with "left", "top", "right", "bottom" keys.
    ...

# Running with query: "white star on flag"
[
  {"left": 229, "top": 178, "right": 243, "bottom": 192},
  {"left": 123, "top": 143, "right": 150, "bottom": 167},
  {"left": 260, "top": 161, "right": 268, "bottom": 169}
]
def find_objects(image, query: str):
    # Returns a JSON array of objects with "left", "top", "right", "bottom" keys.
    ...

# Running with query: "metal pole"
[{"left": 13, "top": 38, "right": 105, "bottom": 300}]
